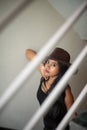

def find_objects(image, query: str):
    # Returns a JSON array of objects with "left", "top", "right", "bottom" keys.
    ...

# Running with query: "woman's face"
[{"left": 44, "top": 59, "right": 59, "bottom": 78}]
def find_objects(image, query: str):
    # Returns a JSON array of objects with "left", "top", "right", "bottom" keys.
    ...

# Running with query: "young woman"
[{"left": 25, "top": 48, "right": 74, "bottom": 130}]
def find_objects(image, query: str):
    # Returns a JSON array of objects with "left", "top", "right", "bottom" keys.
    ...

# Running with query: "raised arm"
[{"left": 25, "top": 49, "right": 47, "bottom": 79}]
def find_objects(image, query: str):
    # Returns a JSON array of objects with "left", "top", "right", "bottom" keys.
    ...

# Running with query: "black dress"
[{"left": 37, "top": 78, "right": 69, "bottom": 130}]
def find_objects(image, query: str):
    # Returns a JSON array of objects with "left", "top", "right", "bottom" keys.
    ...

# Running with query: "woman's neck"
[
  {"left": 45, "top": 76, "right": 58, "bottom": 88},
  {"left": 41, "top": 76, "right": 58, "bottom": 93}
]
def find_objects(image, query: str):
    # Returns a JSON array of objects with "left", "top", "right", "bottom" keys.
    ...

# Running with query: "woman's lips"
[{"left": 45, "top": 69, "right": 49, "bottom": 73}]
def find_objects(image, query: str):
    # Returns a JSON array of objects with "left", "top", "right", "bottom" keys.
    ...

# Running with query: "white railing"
[{"left": 0, "top": 1, "right": 87, "bottom": 130}]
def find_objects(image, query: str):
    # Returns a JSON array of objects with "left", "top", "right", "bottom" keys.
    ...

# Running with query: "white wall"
[
  {"left": 48, "top": 0, "right": 87, "bottom": 40},
  {"left": 0, "top": 0, "right": 87, "bottom": 129}
]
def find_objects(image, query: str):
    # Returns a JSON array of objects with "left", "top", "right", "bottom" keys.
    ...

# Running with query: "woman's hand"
[
  {"left": 25, "top": 49, "right": 49, "bottom": 80},
  {"left": 39, "top": 64, "right": 49, "bottom": 80},
  {"left": 25, "top": 49, "right": 36, "bottom": 61}
]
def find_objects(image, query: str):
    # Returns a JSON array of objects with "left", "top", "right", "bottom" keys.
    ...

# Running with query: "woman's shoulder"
[{"left": 65, "top": 84, "right": 71, "bottom": 91}]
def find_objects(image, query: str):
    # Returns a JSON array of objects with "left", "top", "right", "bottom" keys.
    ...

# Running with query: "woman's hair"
[
  {"left": 58, "top": 61, "right": 69, "bottom": 78},
  {"left": 48, "top": 61, "right": 69, "bottom": 93}
]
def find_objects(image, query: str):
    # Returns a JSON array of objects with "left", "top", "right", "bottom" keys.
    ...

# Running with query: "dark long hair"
[
  {"left": 48, "top": 61, "right": 69, "bottom": 93},
  {"left": 58, "top": 61, "right": 69, "bottom": 78}
]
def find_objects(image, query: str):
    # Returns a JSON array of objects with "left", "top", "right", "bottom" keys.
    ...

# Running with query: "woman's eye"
[
  {"left": 46, "top": 60, "right": 58, "bottom": 67},
  {"left": 52, "top": 63, "right": 56, "bottom": 67},
  {"left": 46, "top": 61, "right": 49, "bottom": 64}
]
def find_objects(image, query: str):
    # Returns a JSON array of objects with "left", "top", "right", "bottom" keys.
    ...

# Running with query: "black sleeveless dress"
[{"left": 37, "top": 78, "right": 69, "bottom": 130}]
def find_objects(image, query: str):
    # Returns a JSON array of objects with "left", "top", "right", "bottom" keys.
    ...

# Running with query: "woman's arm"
[
  {"left": 64, "top": 85, "right": 74, "bottom": 111},
  {"left": 64, "top": 85, "right": 77, "bottom": 118},
  {"left": 25, "top": 49, "right": 46, "bottom": 78}
]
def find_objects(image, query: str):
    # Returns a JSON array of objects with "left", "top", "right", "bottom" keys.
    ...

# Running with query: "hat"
[{"left": 47, "top": 48, "right": 71, "bottom": 66}]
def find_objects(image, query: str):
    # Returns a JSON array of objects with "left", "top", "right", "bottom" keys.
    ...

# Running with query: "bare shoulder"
[
  {"left": 65, "top": 84, "right": 74, "bottom": 100},
  {"left": 64, "top": 84, "right": 74, "bottom": 110},
  {"left": 65, "top": 84, "right": 71, "bottom": 93}
]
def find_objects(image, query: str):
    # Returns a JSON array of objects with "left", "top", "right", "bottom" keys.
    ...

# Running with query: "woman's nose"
[{"left": 47, "top": 63, "right": 51, "bottom": 68}]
